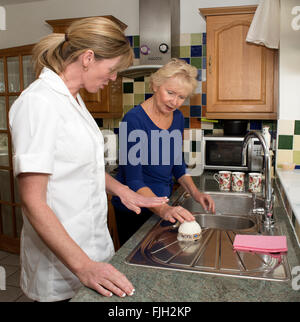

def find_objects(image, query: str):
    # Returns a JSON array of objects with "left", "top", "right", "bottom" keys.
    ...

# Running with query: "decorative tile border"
[{"left": 277, "top": 120, "right": 300, "bottom": 169}]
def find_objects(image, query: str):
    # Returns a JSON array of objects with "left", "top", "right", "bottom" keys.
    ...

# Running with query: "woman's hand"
[
  {"left": 192, "top": 191, "right": 215, "bottom": 213},
  {"left": 157, "top": 204, "right": 195, "bottom": 224},
  {"left": 105, "top": 173, "right": 169, "bottom": 214},
  {"left": 77, "top": 260, "right": 135, "bottom": 298},
  {"left": 118, "top": 186, "right": 169, "bottom": 214},
  {"left": 178, "top": 175, "right": 215, "bottom": 213}
]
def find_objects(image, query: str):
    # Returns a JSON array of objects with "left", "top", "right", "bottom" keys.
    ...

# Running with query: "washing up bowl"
[
  {"left": 195, "top": 212, "right": 256, "bottom": 231},
  {"left": 176, "top": 191, "right": 264, "bottom": 216},
  {"left": 126, "top": 191, "right": 291, "bottom": 282}
]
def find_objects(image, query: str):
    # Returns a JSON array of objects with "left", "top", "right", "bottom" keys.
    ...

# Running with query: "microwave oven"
[{"left": 201, "top": 135, "right": 263, "bottom": 171}]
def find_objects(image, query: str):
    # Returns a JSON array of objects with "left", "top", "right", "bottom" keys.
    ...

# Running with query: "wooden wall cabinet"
[
  {"left": 46, "top": 16, "right": 127, "bottom": 119},
  {"left": 200, "top": 6, "right": 278, "bottom": 120}
]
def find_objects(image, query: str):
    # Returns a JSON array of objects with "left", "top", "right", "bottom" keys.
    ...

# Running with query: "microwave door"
[{"left": 204, "top": 138, "right": 248, "bottom": 171}]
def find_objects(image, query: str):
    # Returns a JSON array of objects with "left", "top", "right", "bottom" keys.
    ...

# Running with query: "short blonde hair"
[
  {"left": 150, "top": 58, "right": 198, "bottom": 96},
  {"left": 33, "top": 17, "right": 133, "bottom": 77}
]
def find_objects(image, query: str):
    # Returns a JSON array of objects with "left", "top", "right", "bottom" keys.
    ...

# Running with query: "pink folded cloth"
[{"left": 233, "top": 234, "right": 288, "bottom": 254}]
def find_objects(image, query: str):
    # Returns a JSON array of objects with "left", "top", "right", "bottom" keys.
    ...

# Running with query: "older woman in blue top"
[{"left": 113, "top": 58, "right": 215, "bottom": 245}]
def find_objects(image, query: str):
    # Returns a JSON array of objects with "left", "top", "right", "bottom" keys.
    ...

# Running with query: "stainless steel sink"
[
  {"left": 194, "top": 212, "right": 256, "bottom": 231},
  {"left": 126, "top": 191, "right": 291, "bottom": 282},
  {"left": 176, "top": 191, "right": 264, "bottom": 216}
]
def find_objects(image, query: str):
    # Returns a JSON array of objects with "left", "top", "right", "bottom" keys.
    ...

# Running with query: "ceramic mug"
[
  {"left": 248, "top": 172, "right": 262, "bottom": 193},
  {"left": 213, "top": 171, "right": 231, "bottom": 191},
  {"left": 231, "top": 172, "right": 245, "bottom": 192}
]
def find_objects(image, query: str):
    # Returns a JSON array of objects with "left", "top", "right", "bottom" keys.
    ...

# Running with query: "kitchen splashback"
[
  {"left": 277, "top": 120, "right": 300, "bottom": 169},
  {"left": 98, "top": 32, "right": 279, "bottom": 168}
]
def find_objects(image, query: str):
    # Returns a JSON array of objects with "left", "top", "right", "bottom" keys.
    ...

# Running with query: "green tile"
[
  {"left": 145, "top": 81, "right": 152, "bottom": 94},
  {"left": 191, "top": 57, "right": 202, "bottom": 69},
  {"left": 123, "top": 105, "right": 134, "bottom": 114},
  {"left": 191, "top": 141, "right": 197, "bottom": 152},
  {"left": 294, "top": 120, "right": 300, "bottom": 135},
  {"left": 134, "top": 94, "right": 145, "bottom": 105},
  {"left": 278, "top": 135, "right": 293, "bottom": 150},
  {"left": 293, "top": 151, "right": 300, "bottom": 164},
  {"left": 202, "top": 44, "right": 206, "bottom": 57},
  {"left": 134, "top": 76, "right": 144, "bottom": 82},
  {"left": 133, "top": 35, "right": 140, "bottom": 47},
  {"left": 180, "top": 46, "right": 190, "bottom": 58},
  {"left": 191, "top": 33, "right": 202, "bottom": 45},
  {"left": 123, "top": 82, "right": 133, "bottom": 93}
]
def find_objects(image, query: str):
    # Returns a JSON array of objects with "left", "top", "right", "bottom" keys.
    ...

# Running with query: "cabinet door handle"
[{"left": 209, "top": 55, "right": 212, "bottom": 74}]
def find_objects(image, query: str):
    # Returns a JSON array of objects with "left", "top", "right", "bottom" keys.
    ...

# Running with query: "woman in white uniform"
[{"left": 9, "top": 17, "right": 168, "bottom": 302}]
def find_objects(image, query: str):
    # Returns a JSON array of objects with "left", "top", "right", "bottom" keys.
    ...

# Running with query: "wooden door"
[
  {"left": 0, "top": 45, "right": 35, "bottom": 253},
  {"left": 203, "top": 7, "right": 278, "bottom": 119}
]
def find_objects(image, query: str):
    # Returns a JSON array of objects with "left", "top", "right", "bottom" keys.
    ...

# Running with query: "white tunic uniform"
[{"left": 9, "top": 68, "right": 114, "bottom": 302}]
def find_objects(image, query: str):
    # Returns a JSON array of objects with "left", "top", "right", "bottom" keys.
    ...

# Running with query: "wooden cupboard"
[
  {"left": 200, "top": 6, "right": 278, "bottom": 120},
  {"left": 0, "top": 44, "right": 35, "bottom": 253},
  {"left": 46, "top": 16, "right": 127, "bottom": 119}
]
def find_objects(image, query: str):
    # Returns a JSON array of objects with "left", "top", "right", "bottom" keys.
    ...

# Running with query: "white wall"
[
  {"left": 181, "top": 0, "right": 259, "bottom": 33},
  {"left": 0, "top": 0, "right": 259, "bottom": 49},
  {"left": 279, "top": 0, "right": 300, "bottom": 120},
  {"left": 0, "top": 0, "right": 139, "bottom": 48}
]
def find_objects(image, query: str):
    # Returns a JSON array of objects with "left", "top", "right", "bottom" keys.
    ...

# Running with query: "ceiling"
[{"left": 0, "top": 0, "right": 46, "bottom": 5}]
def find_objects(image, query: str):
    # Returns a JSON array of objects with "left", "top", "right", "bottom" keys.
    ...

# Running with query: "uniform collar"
[
  {"left": 39, "top": 67, "right": 71, "bottom": 97},
  {"left": 39, "top": 67, "right": 101, "bottom": 137}
]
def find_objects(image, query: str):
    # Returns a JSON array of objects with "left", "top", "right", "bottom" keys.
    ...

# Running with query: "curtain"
[{"left": 246, "top": 0, "right": 280, "bottom": 49}]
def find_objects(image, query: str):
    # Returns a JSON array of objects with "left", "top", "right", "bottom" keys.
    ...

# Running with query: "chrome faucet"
[{"left": 242, "top": 131, "right": 274, "bottom": 228}]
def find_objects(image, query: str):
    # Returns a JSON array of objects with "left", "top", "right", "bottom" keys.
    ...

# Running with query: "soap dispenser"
[
  {"left": 262, "top": 125, "right": 274, "bottom": 178},
  {"left": 262, "top": 126, "right": 271, "bottom": 150}
]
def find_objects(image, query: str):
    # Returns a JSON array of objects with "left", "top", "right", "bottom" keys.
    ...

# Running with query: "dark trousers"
[{"left": 113, "top": 207, "right": 153, "bottom": 247}]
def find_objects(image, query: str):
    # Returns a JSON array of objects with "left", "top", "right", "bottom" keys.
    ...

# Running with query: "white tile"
[
  {"left": 201, "top": 122, "right": 213, "bottom": 130},
  {"left": 276, "top": 149, "right": 293, "bottom": 166},
  {"left": 202, "top": 69, "right": 206, "bottom": 82},
  {"left": 277, "top": 120, "right": 295, "bottom": 135},
  {"left": 194, "top": 82, "right": 202, "bottom": 94},
  {"left": 180, "top": 33, "right": 191, "bottom": 46},
  {"left": 293, "top": 135, "right": 300, "bottom": 150}
]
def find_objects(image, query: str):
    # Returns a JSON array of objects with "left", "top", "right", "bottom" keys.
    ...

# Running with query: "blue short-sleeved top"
[{"left": 112, "top": 104, "right": 186, "bottom": 210}]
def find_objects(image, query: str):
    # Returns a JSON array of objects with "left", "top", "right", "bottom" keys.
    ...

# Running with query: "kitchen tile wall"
[
  {"left": 99, "top": 33, "right": 278, "bottom": 167},
  {"left": 277, "top": 120, "right": 300, "bottom": 169}
]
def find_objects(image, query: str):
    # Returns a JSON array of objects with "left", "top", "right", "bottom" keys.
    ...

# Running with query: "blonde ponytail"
[
  {"left": 32, "top": 17, "right": 133, "bottom": 77},
  {"left": 32, "top": 33, "right": 66, "bottom": 77}
]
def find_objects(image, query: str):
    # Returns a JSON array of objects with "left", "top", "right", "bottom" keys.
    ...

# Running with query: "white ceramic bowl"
[{"left": 177, "top": 221, "right": 202, "bottom": 241}]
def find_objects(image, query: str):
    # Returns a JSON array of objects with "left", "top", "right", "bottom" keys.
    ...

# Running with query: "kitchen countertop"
[
  {"left": 71, "top": 173, "right": 300, "bottom": 302},
  {"left": 276, "top": 168, "right": 300, "bottom": 225}
]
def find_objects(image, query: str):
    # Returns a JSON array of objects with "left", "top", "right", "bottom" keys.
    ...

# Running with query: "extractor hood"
[{"left": 119, "top": 0, "right": 180, "bottom": 78}]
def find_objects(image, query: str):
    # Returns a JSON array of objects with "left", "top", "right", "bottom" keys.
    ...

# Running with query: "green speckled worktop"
[{"left": 71, "top": 173, "right": 300, "bottom": 302}]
